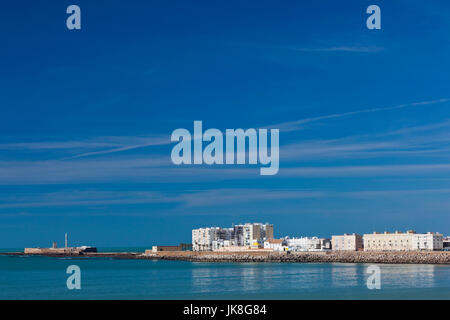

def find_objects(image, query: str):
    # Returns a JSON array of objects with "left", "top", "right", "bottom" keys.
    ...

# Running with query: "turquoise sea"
[{"left": 0, "top": 249, "right": 449, "bottom": 300}]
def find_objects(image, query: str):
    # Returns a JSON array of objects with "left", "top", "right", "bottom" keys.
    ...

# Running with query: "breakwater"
[
  {"left": 2, "top": 250, "right": 450, "bottom": 264},
  {"left": 150, "top": 250, "right": 450, "bottom": 264}
]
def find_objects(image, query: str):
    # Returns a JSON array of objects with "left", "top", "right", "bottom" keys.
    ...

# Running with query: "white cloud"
[
  {"left": 293, "top": 46, "right": 385, "bottom": 53},
  {"left": 268, "top": 98, "right": 450, "bottom": 132}
]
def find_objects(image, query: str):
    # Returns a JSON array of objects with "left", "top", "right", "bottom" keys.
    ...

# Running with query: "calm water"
[{"left": 0, "top": 253, "right": 449, "bottom": 299}]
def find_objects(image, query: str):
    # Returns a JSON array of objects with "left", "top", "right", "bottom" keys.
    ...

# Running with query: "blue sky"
[{"left": 0, "top": 1, "right": 449, "bottom": 247}]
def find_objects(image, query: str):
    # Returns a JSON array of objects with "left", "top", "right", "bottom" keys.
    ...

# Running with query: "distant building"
[
  {"left": 412, "top": 233, "right": 443, "bottom": 251},
  {"left": 24, "top": 234, "right": 97, "bottom": 254},
  {"left": 76, "top": 246, "right": 97, "bottom": 253},
  {"left": 192, "top": 223, "right": 274, "bottom": 251},
  {"left": 363, "top": 230, "right": 443, "bottom": 251},
  {"left": 179, "top": 243, "right": 193, "bottom": 251},
  {"left": 263, "top": 238, "right": 286, "bottom": 251},
  {"left": 147, "top": 243, "right": 192, "bottom": 254},
  {"left": 332, "top": 234, "right": 363, "bottom": 251},
  {"left": 285, "top": 237, "right": 331, "bottom": 252},
  {"left": 24, "top": 245, "right": 97, "bottom": 254},
  {"left": 236, "top": 223, "right": 274, "bottom": 247},
  {"left": 212, "top": 239, "right": 233, "bottom": 251},
  {"left": 192, "top": 227, "right": 226, "bottom": 251},
  {"left": 152, "top": 245, "right": 179, "bottom": 252},
  {"left": 443, "top": 237, "right": 450, "bottom": 251}
]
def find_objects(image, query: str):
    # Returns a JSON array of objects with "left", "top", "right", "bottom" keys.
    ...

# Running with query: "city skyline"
[{"left": 1, "top": 1, "right": 450, "bottom": 247}]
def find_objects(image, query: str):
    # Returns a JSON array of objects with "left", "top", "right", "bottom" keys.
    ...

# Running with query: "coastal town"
[
  {"left": 142, "top": 223, "right": 450, "bottom": 265},
  {"left": 180, "top": 223, "right": 450, "bottom": 253},
  {"left": 7, "top": 223, "right": 450, "bottom": 265}
]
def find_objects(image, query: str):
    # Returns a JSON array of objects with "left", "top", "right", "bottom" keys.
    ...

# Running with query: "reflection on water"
[
  {"left": 331, "top": 263, "right": 363, "bottom": 287},
  {"left": 191, "top": 262, "right": 444, "bottom": 297},
  {"left": 0, "top": 256, "right": 448, "bottom": 299},
  {"left": 380, "top": 264, "right": 436, "bottom": 288},
  {"left": 330, "top": 264, "right": 437, "bottom": 289}
]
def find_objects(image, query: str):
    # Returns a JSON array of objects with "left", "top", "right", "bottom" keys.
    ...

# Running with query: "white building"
[
  {"left": 192, "top": 227, "right": 232, "bottom": 251},
  {"left": 263, "top": 239, "right": 286, "bottom": 251},
  {"left": 212, "top": 239, "right": 233, "bottom": 251},
  {"left": 192, "top": 223, "right": 274, "bottom": 251},
  {"left": 285, "top": 237, "right": 331, "bottom": 252},
  {"left": 412, "top": 232, "right": 443, "bottom": 251},
  {"left": 192, "top": 227, "right": 213, "bottom": 251},
  {"left": 240, "top": 223, "right": 274, "bottom": 247}
]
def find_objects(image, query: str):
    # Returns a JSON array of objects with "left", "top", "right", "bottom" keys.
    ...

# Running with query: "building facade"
[
  {"left": 263, "top": 238, "right": 285, "bottom": 251},
  {"left": 444, "top": 237, "right": 450, "bottom": 251},
  {"left": 285, "top": 237, "right": 331, "bottom": 252},
  {"left": 192, "top": 223, "right": 274, "bottom": 251},
  {"left": 412, "top": 232, "right": 443, "bottom": 250},
  {"left": 331, "top": 234, "right": 363, "bottom": 251},
  {"left": 363, "top": 231, "right": 443, "bottom": 251},
  {"left": 192, "top": 227, "right": 216, "bottom": 251}
]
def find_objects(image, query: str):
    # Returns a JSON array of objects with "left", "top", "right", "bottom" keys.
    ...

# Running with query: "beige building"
[
  {"left": 265, "top": 224, "right": 274, "bottom": 240},
  {"left": 363, "top": 230, "right": 443, "bottom": 251},
  {"left": 332, "top": 234, "right": 363, "bottom": 251}
]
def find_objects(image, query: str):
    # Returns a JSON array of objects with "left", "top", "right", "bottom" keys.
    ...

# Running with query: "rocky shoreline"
[
  {"left": 151, "top": 250, "right": 450, "bottom": 264},
  {"left": 2, "top": 250, "right": 449, "bottom": 264}
]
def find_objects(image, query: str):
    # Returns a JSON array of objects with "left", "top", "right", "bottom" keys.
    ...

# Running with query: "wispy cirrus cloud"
[
  {"left": 0, "top": 188, "right": 321, "bottom": 209},
  {"left": 280, "top": 118, "right": 450, "bottom": 161},
  {"left": 0, "top": 99, "right": 449, "bottom": 185},
  {"left": 0, "top": 135, "right": 171, "bottom": 159},
  {"left": 268, "top": 98, "right": 450, "bottom": 132},
  {"left": 293, "top": 46, "right": 385, "bottom": 53},
  {"left": 65, "top": 136, "right": 170, "bottom": 159},
  {"left": 1, "top": 158, "right": 450, "bottom": 185},
  {"left": 0, "top": 190, "right": 178, "bottom": 209},
  {"left": 280, "top": 164, "right": 450, "bottom": 177},
  {"left": 2, "top": 187, "right": 450, "bottom": 211}
]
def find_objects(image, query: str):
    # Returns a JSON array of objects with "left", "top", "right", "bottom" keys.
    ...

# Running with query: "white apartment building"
[
  {"left": 192, "top": 223, "right": 274, "bottom": 251},
  {"left": 240, "top": 223, "right": 274, "bottom": 247},
  {"left": 212, "top": 239, "right": 232, "bottom": 251},
  {"left": 412, "top": 232, "right": 443, "bottom": 251},
  {"left": 192, "top": 227, "right": 232, "bottom": 251},
  {"left": 363, "top": 230, "right": 444, "bottom": 251},
  {"left": 331, "top": 234, "right": 363, "bottom": 251},
  {"left": 192, "top": 227, "right": 214, "bottom": 251},
  {"left": 243, "top": 223, "right": 261, "bottom": 247},
  {"left": 285, "top": 237, "right": 331, "bottom": 252}
]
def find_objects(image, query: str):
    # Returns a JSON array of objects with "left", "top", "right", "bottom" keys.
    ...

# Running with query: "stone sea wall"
[
  {"left": 3, "top": 250, "right": 449, "bottom": 264},
  {"left": 152, "top": 250, "right": 450, "bottom": 264}
]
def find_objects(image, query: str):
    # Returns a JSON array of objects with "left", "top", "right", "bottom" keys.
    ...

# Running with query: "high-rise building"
[
  {"left": 237, "top": 223, "right": 274, "bottom": 247},
  {"left": 192, "top": 223, "right": 274, "bottom": 251}
]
